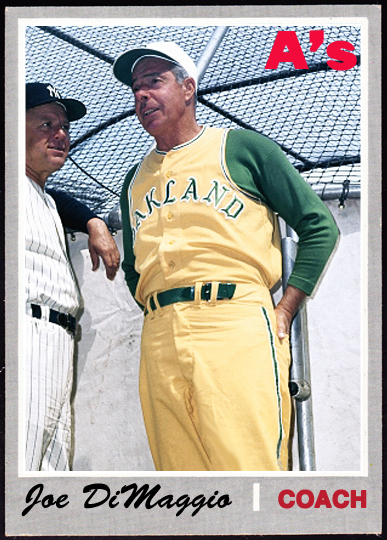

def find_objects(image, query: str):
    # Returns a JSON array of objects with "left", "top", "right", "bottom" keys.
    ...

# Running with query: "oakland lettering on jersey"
[{"left": 132, "top": 177, "right": 245, "bottom": 235}]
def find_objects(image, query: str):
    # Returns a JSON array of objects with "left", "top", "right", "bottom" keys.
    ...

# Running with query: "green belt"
[{"left": 145, "top": 282, "right": 236, "bottom": 315}]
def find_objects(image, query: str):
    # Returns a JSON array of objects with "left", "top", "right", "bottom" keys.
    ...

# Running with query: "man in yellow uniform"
[{"left": 113, "top": 42, "right": 339, "bottom": 471}]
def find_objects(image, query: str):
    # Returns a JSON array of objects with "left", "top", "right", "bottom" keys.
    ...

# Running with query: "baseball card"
[{"left": 4, "top": 4, "right": 382, "bottom": 536}]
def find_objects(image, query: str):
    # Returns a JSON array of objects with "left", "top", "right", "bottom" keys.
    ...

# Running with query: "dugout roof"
[{"left": 25, "top": 24, "right": 361, "bottom": 227}]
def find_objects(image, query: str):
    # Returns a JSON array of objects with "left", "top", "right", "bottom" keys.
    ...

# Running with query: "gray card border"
[{"left": 4, "top": 4, "right": 382, "bottom": 536}]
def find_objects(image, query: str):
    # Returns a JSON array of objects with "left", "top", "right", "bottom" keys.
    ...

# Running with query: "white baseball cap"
[{"left": 113, "top": 41, "right": 198, "bottom": 88}]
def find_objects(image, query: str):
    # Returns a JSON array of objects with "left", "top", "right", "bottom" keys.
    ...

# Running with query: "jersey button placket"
[
  {"left": 163, "top": 184, "right": 177, "bottom": 275},
  {"left": 161, "top": 163, "right": 182, "bottom": 278}
]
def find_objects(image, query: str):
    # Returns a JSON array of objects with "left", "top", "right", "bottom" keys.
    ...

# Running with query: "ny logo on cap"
[{"left": 47, "top": 84, "right": 62, "bottom": 99}]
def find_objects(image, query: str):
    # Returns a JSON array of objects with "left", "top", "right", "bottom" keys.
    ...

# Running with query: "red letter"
[
  {"left": 278, "top": 489, "right": 295, "bottom": 509},
  {"left": 310, "top": 29, "right": 324, "bottom": 52},
  {"left": 327, "top": 41, "right": 357, "bottom": 71},
  {"left": 332, "top": 490, "right": 349, "bottom": 509},
  {"left": 296, "top": 489, "right": 314, "bottom": 509},
  {"left": 351, "top": 490, "right": 367, "bottom": 508},
  {"left": 265, "top": 31, "right": 308, "bottom": 70},
  {"left": 314, "top": 490, "right": 332, "bottom": 509}
]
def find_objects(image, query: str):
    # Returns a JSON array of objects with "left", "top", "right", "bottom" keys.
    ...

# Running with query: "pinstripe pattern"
[
  {"left": 25, "top": 176, "right": 80, "bottom": 471},
  {"left": 25, "top": 316, "right": 74, "bottom": 471},
  {"left": 25, "top": 177, "right": 81, "bottom": 316},
  {"left": 261, "top": 306, "right": 284, "bottom": 461}
]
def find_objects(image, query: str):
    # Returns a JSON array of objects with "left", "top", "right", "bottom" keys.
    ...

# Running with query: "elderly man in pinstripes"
[{"left": 24, "top": 82, "right": 120, "bottom": 471}]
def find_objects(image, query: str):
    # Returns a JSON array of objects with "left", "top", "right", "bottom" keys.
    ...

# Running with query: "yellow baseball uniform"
[{"left": 120, "top": 126, "right": 339, "bottom": 471}]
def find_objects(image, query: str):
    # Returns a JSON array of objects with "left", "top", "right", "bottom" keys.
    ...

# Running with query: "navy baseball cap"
[{"left": 26, "top": 82, "right": 87, "bottom": 122}]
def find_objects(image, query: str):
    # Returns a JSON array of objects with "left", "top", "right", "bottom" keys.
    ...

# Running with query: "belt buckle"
[
  {"left": 202, "top": 283, "right": 212, "bottom": 302},
  {"left": 189, "top": 286, "right": 196, "bottom": 301}
]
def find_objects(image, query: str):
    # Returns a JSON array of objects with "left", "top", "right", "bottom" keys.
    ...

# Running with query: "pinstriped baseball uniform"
[{"left": 25, "top": 175, "right": 81, "bottom": 471}]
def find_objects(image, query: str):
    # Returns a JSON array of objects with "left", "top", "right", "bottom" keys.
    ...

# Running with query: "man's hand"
[
  {"left": 274, "top": 285, "right": 307, "bottom": 339},
  {"left": 86, "top": 217, "right": 120, "bottom": 280}
]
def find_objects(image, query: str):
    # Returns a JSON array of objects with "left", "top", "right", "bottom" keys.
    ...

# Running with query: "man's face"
[
  {"left": 131, "top": 57, "right": 189, "bottom": 139},
  {"left": 26, "top": 102, "right": 70, "bottom": 181}
]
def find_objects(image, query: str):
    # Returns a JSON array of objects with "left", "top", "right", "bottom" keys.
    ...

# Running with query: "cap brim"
[
  {"left": 27, "top": 97, "right": 86, "bottom": 122},
  {"left": 59, "top": 98, "right": 87, "bottom": 122},
  {"left": 113, "top": 48, "right": 173, "bottom": 87}
]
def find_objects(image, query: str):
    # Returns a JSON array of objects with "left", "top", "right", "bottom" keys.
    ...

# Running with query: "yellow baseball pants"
[{"left": 140, "top": 283, "right": 292, "bottom": 471}]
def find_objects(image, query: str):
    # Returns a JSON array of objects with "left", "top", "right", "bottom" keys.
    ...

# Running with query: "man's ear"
[{"left": 183, "top": 77, "right": 196, "bottom": 102}]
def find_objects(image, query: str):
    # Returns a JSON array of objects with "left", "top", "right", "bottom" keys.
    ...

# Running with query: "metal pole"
[
  {"left": 281, "top": 222, "right": 316, "bottom": 471},
  {"left": 311, "top": 183, "right": 360, "bottom": 201},
  {"left": 196, "top": 26, "right": 230, "bottom": 82}
]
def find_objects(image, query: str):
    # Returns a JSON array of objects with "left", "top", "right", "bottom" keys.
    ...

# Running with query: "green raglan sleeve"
[
  {"left": 226, "top": 129, "right": 340, "bottom": 296},
  {"left": 120, "top": 165, "right": 143, "bottom": 307}
]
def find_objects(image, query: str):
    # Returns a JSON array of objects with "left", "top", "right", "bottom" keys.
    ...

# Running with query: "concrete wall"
[
  {"left": 307, "top": 199, "right": 362, "bottom": 472},
  {"left": 68, "top": 199, "right": 361, "bottom": 472}
]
